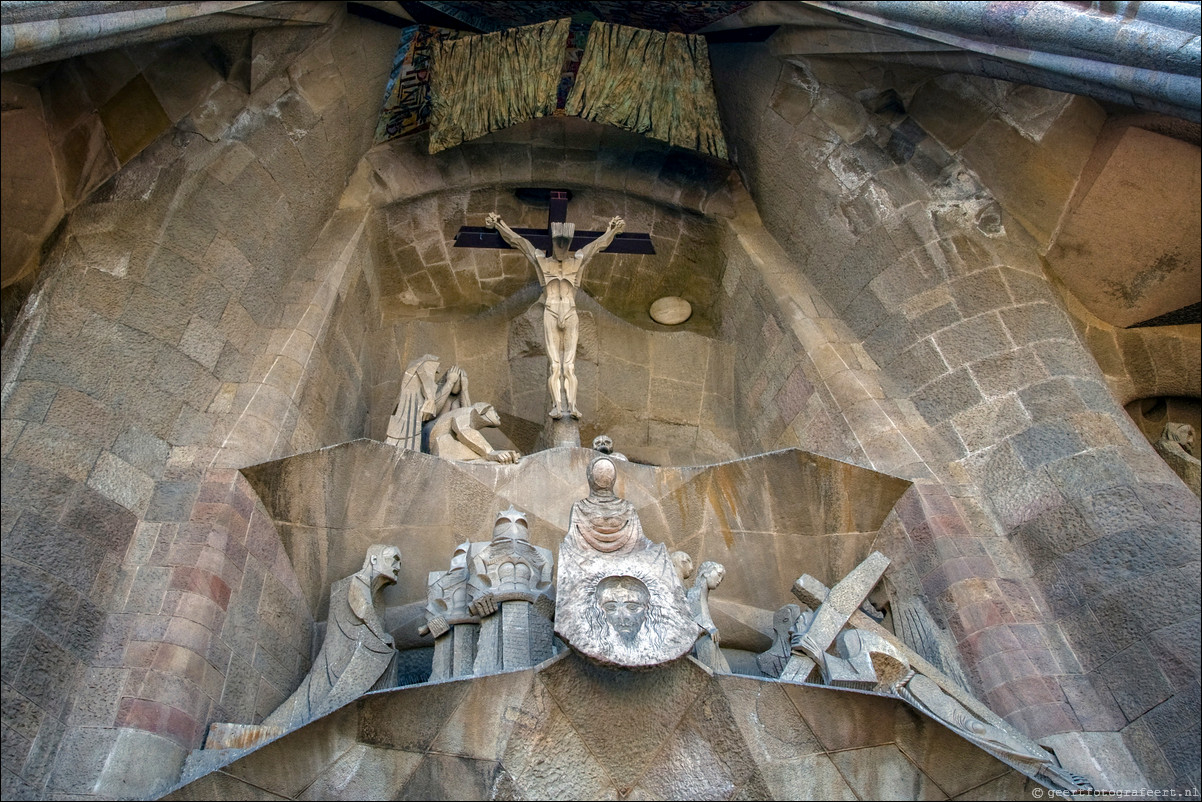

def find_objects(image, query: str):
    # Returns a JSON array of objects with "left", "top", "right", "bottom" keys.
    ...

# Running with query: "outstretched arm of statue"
[
  {"left": 486, "top": 212, "right": 543, "bottom": 273},
  {"left": 449, "top": 409, "right": 521, "bottom": 464},
  {"left": 576, "top": 216, "right": 625, "bottom": 273}
]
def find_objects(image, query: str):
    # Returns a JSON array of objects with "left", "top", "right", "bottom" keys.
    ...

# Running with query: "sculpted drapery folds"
[
  {"left": 565, "top": 455, "right": 646, "bottom": 554},
  {"left": 262, "top": 545, "right": 402, "bottom": 731}
]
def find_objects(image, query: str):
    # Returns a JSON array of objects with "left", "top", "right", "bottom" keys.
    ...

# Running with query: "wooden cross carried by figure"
[{"left": 453, "top": 189, "right": 654, "bottom": 255}]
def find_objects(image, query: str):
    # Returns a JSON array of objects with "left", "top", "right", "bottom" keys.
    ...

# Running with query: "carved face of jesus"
[{"left": 597, "top": 576, "right": 650, "bottom": 641}]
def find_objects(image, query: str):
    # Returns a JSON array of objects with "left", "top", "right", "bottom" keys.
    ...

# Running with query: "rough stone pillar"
[
  {"left": 473, "top": 613, "right": 503, "bottom": 674},
  {"left": 501, "top": 600, "right": 533, "bottom": 669},
  {"left": 710, "top": 40, "right": 1200, "bottom": 791},
  {"left": 451, "top": 623, "right": 479, "bottom": 677}
]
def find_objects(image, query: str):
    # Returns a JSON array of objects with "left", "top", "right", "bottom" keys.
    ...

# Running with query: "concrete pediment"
[{"left": 165, "top": 652, "right": 1046, "bottom": 800}]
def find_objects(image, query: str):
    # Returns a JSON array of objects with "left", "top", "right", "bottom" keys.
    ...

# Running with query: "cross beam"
[{"left": 453, "top": 189, "right": 655, "bottom": 255}]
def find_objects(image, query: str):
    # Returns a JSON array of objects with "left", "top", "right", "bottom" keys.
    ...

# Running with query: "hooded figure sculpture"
[{"left": 565, "top": 455, "right": 647, "bottom": 555}]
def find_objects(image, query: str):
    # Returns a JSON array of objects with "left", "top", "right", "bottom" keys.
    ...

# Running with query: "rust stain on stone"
[{"left": 708, "top": 468, "right": 739, "bottom": 550}]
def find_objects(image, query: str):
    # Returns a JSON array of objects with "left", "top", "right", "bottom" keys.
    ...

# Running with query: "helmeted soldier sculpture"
[{"left": 468, "top": 507, "right": 555, "bottom": 674}]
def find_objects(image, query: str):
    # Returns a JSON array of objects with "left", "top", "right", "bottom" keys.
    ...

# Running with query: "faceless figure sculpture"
[
  {"left": 596, "top": 575, "right": 651, "bottom": 641},
  {"left": 468, "top": 507, "right": 556, "bottom": 675},
  {"left": 486, "top": 211, "right": 625, "bottom": 420},
  {"left": 566, "top": 455, "right": 648, "bottom": 555},
  {"left": 385, "top": 355, "right": 470, "bottom": 450},
  {"left": 423, "top": 541, "right": 483, "bottom": 680}
]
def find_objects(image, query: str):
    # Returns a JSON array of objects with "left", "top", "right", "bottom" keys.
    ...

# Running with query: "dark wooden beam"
[{"left": 454, "top": 227, "right": 655, "bottom": 255}]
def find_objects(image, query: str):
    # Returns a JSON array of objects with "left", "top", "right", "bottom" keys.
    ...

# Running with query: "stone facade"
[{"left": 1, "top": 3, "right": 1199, "bottom": 799}]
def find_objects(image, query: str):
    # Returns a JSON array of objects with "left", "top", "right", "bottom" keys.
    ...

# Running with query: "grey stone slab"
[
  {"left": 1010, "top": 423, "right": 1088, "bottom": 469},
  {"left": 537, "top": 653, "right": 710, "bottom": 792},
  {"left": 1046, "top": 450, "right": 1137, "bottom": 496},
  {"left": 1097, "top": 646, "right": 1175, "bottom": 721},
  {"left": 396, "top": 753, "right": 498, "bottom": 801},
  {"left": 428, "top": 669, "right": 535, "bottom": 761},
  {"left": 57, "top": 728, "right": 185, "bottom": 799},
  {"left": 948, "top": 269, "right": 1013, "bottom": 319},
  {"left": 298, "top": 745, "right": 425, "bottom": 802},
  {"left": 497, "top": 676, "right": 620, "bottom": 800},
  {"left": 933, "top": 313, "right": 1013, "bottom": 369},
  {"left": 358, "top": 677, "right": 469, "bottom": 752},
  {"left": 886, "top": 340, "right": 951, "bottom": 396},
  {"left": 221, "top": 705, "right": 359, "bottom": 798},
  {"left": 950, "top": 770, "right": 1041, "bottom": 800},
  {"left": 781, "top": 684, "right": 899, "bottom": 752},
  {"left": 1119, "top": 719, "right": 1175, "bottom": 787},
  {"left": 912, "top": 368, "right": 984, "bottom": 424},
  {"left": 1076, "top": 485, "right": 1157, "bottom": 537},
  {"left": 892, "top": 706, "right": 1011, "bottom": 796},
  {"left": 631, "top": 679, "right": 763, "bottom": 800},
  {"left": 715, "top": 675, "right": 824, "bottom": 763},
  {"left": 757, "top": 753, "right": 859, "bottom": 801},
  {"left": 165, "top": 769, "right": 292, "bottom": 800},
  {"left": 1092, "top": 567, "right": 1202, "bottom": 654},
  {"left": 145, "top": 480, "right": 201, "bottom": 523},
  {"left": 829, "top": 744, "right": 949, "bottom": 800}
]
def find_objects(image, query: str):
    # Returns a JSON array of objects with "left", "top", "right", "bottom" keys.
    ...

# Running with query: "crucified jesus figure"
[{"left": 486, "top": 212, "right": 625, "bottom": 420}]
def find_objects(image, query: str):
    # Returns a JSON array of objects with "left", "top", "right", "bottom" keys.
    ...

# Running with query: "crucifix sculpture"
[{"left": 454, "top": 190, "right": 654, "bottom": 421}]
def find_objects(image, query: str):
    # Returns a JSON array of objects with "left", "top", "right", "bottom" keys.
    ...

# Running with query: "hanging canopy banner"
[
  {"left": 565, "top": 21, "right": 728, "bottom": 160},
  {"left": 427, "top": 18, "right": 570, "bottom": 154}
]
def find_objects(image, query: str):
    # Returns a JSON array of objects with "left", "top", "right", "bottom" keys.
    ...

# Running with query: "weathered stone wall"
[
  {"left": 711, "top": 41, "right": 1200, "bottom": 790},
  {"left": 0, "top": 8, "right": 335, "bottom": 334},
  {"left": 716, "top": 221, "right": 865, "bottom": 464},
  {"left": 907, "top": 74, "right": 1106, "bottom": 253},
  {"left": 0, "top": 11, "right": 400, "bottom": 798}
]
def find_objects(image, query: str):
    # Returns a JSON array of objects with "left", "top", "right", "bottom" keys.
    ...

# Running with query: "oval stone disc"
[{"left": 649, "top": 296, "right": 692, "bottom": 325}]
